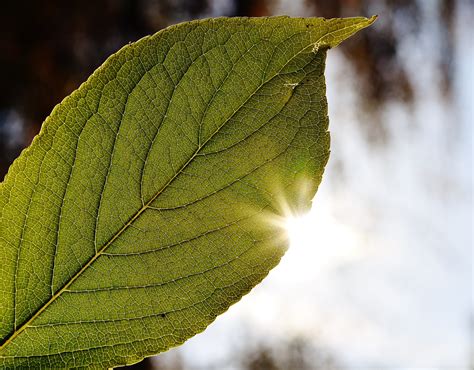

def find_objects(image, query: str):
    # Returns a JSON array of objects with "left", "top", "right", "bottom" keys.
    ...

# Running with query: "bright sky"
[{"left": 156, "top": 1, "right": 473, "bottom": 369}]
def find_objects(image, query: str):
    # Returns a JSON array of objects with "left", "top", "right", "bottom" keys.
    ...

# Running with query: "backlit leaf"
[{"left": 0, "top": 16, "right": 375, "bottom": 368}]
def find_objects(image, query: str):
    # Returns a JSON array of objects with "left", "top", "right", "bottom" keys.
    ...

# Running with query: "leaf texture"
[{"left": 0, "top": 16, "right": 375, "bottom": 368}]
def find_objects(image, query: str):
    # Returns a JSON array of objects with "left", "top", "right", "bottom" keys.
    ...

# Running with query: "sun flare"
[{"left": 279, "top": 202, "right": 365, "bottom": 274}]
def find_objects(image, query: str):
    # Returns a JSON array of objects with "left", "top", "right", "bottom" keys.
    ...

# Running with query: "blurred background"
[{"left": 0, "top": 0, "right": 472, "bottom": 369}]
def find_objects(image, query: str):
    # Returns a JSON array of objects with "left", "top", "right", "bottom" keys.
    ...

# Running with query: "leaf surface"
[{"left": 0, "top": 16, "right": 375, "bottom": 368}]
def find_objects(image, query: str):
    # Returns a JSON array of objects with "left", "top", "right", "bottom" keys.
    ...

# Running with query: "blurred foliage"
[
  {"left": 144, "top": 337, "right": 342, "bottom": 370},
  {"left": 242, "top": 338, "right": 342, "bottom": 370},
  {"left": 307, "top": 0, "right": 455, "bottom": 144}
]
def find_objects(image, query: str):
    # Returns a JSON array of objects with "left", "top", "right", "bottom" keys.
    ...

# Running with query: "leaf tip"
[
  {"left": 314, "top": 15, "right": 378, "bottom": 50},
  {"left": 368, "top": 14, "right": 378, "bottom": 25}
]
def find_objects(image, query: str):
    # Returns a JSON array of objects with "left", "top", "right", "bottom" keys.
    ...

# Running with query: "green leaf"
[{"left": 0, "top": 16, "right": 375, "bottom": 368}]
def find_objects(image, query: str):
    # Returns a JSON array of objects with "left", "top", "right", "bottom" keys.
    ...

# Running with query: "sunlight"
[
  {"left": 285, "top": 213, "right": 315, "bottom": 248},
  {"left": 258, "top": 176, "right": 365, "bottom": 274},
  {"left": 281, "top": 203, "right": 365, "bottom": 274}
]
